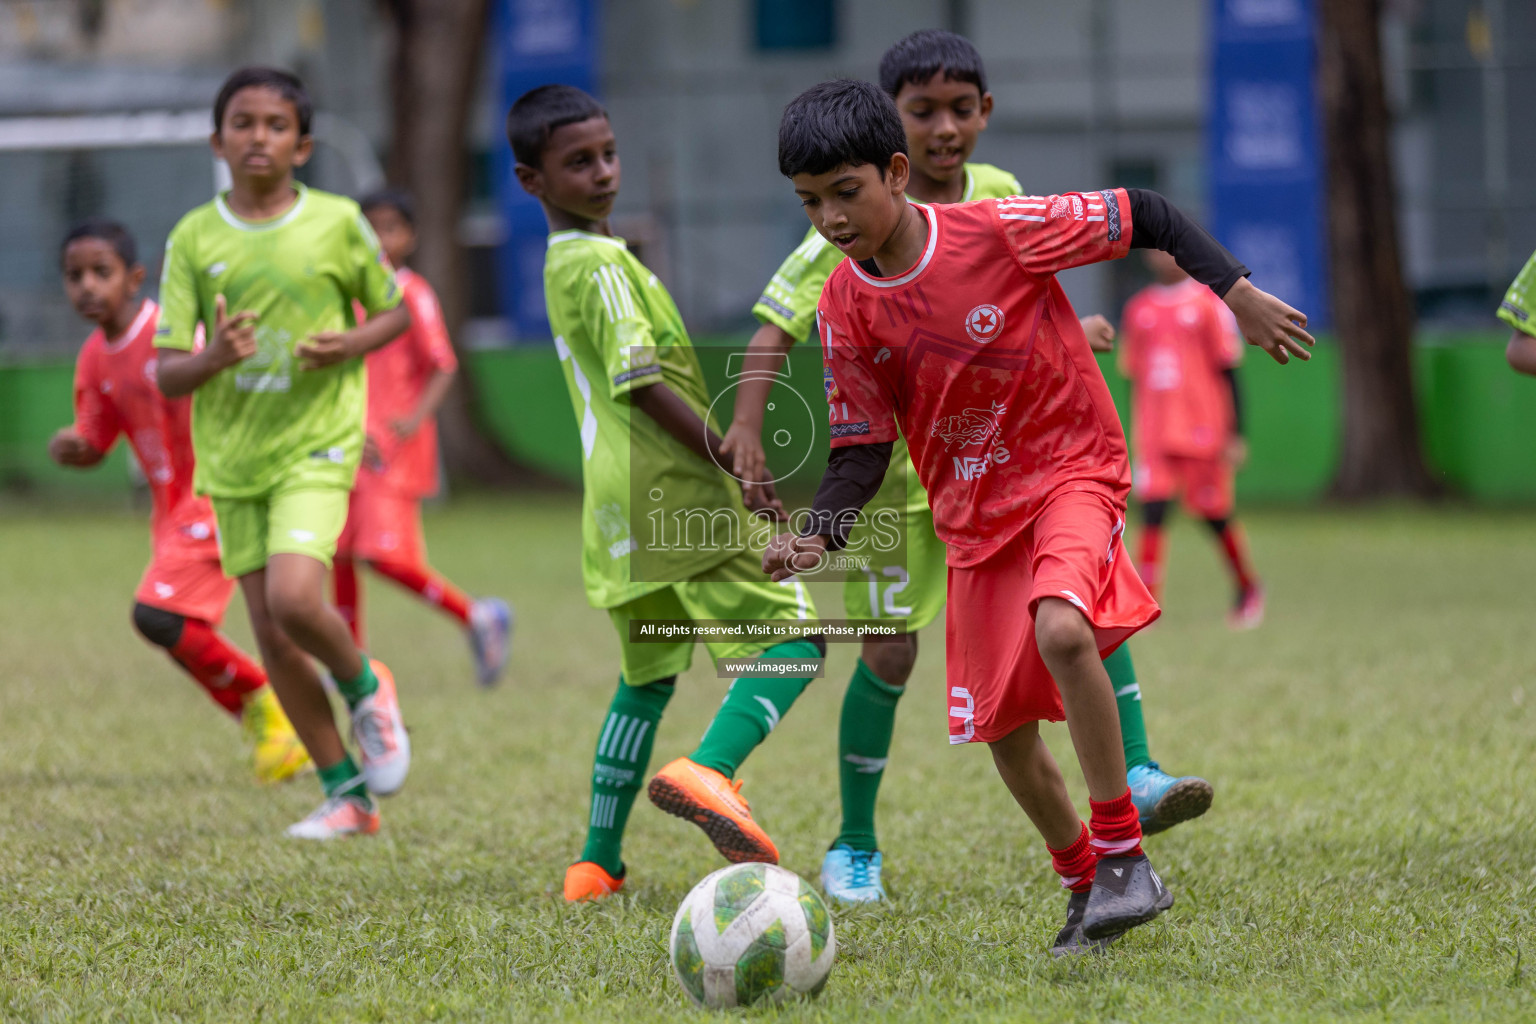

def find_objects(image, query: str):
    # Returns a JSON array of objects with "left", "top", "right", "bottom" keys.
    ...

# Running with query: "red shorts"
[
  {"left": 337, "top": 487, "right": 425, "bottom": 564},
  {"left": 1133, "top": 452, "right": 1234, "bottom": 519},
  {"left": 945, "top": 490, "right": 1160, "bottom": 744},
  {"left": 135, "top": 546, "right": 235, "bottom": 625}
]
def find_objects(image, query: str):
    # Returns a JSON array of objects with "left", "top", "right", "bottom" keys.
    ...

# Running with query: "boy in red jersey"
[
  {"left": 764, "top": 81, "right": 1312, "bottom": 952},
  {"left": 48, "top": 219, "right": 311, "bottom": 783},
  {"left": 1120, "top": 249, "right": 1263, "bottom": 627},
  {"left": 333, "top": 190, "right": 513, "bottom": 686}
]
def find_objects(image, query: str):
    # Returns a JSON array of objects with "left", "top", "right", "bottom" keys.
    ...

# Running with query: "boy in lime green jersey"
[
  {"left": 509, "top": 84, "right": 825, "bottom": 902},
  {"left": 723, "top": 31, "right": 1211, "bottom": 903},
  {"left": 156, "top": 67, "right": 413, "bottom": 840},
  {"left": 1501, "top": 249, "right": 1536, "bottom": 375}
]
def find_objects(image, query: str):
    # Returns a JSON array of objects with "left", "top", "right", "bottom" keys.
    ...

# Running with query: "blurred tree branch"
[
  {"left": 1320, "top": 0, "right": 1438, "bottom": 498},
  {"left": 382, "top": 0, "right": 529, "bottom": 486}
]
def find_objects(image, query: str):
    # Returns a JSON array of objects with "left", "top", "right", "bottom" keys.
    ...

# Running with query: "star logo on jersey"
[{"left": 964, "top": 304, "right": 1004, "bottom": 344}]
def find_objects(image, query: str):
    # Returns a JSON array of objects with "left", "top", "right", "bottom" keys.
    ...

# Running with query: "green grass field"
[{"left": 2, "top": 496, "right": 1533, "bottom": 1022}]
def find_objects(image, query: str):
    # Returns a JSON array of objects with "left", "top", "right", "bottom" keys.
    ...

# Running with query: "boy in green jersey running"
[
  {"left": 509, "top": 84, "right": 825, "bottom": 902},
  {"left": 723, "top": 31, "right": 1211, "bottom": 902},
  {"left": 156, "top": 68, "right": 414, "bottom": 839},
  {"left": 1501, "top": 248, "right": 1536, "bottom": 375}
]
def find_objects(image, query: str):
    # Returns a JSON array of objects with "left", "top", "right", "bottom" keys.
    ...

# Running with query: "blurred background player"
[
  {"left": 1120, "top": 249, "right": 1263, "bottom": 629},
  {"left": 48, "top": 219, "right": 311, "bottom": 784},
  {"left": 510, "top": 84, "right": 825, "bottom": 902},
  {"left": 332, "top": 189, "right": 513, "bottom": 687},
  {"left": 723, "top": 28, "right": 1210, "bottom": 904},
  {"left": 1500, "top": 246, "right": 1536, "bottom": 377},
  {"left": 155, "top": 67, "right": 413, "bottom": 839}
]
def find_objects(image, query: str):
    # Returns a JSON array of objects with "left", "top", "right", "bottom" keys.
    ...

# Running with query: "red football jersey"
[
  {"left": 359, "top": 268, "right": 458, "bottom": 498},
  {"left": 818, "top": 193, "right": 1134, "bottom": 567},
  {"left": 71, "top": 299, "right": 219, "bottom": 557},
  {"left": 1120, "top": 277, "right": 1241, "bottom": 459}
]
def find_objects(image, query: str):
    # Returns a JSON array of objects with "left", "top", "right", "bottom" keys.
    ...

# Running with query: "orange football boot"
[
  {"left": 646, "top": 757, "right": 779, "bottom": 864},
  {"left": 563, "top": 861, "right": 625, "bottom": 902}
]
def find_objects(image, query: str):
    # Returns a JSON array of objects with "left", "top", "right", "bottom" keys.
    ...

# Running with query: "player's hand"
[
  {"left": 210, "top": 294, "right": 259, "bottom": 368},
  {"left": 1225, "top": 435, "right": 1249, "bottom": 469},
  {"left": 296, "top": 331, "right": 357, "bottom": 370},
  {"left": 743, "top": 466, "right": 787, "bottom": 522},
  {"left": 390, "top": 415, "right": 421, "bottom": 440},
  {"left": 1080, "top": 314, "right": 1116, "bottom": 353},
  {"left": 720, "top": 421, "right": 770, "bottom": 505},
  {"left": 362, "top": 433, "right": 386, "bottom": 472},
  {"left": 1224, "top": 278, "right": 1314, "bottom": 364},
  {"left": 762, "top": 532, "right": 828, "bottom": 582},
  {"left": 47, "top": 427, "right": 100, "bottom": 467}
]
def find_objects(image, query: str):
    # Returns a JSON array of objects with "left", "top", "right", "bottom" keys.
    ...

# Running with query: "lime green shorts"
[
  {"left": 608, "top": 547, "right": 818, "bottom": 686},
  {"left": 840, "top": 504, "right": 947, "bottom": 631},
  {"left": 211, "top": 484, "right": 351, "bottom": 579}
]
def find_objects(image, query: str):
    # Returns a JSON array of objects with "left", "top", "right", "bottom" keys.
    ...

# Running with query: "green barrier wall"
[{"left": 6, "top": 333, "right": 1532, "bottom": 502}]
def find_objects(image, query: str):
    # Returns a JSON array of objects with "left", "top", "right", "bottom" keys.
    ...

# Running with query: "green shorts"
[
  {"left": 608, "top": 547, "right": 818, "bottom": 686},
  {"left": 841, "top": 504, "right": 947, "bottom": 631},
  {"left": 211, "top": 483, "right": 351, "bottom": 579}
]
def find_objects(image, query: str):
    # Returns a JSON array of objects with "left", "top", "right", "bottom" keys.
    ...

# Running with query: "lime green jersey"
[
  {"left": 155, "top": 184, "right": 400, "bottom": 498},
  {"left": 544, "top": 229, "right": 752, "bottom": 609},
  {"left": 752, "top": 161, "right": 1024, "bottom": 514},
  {"left": 1499, "top": 249, "right": 1536, "bottom": 338}
]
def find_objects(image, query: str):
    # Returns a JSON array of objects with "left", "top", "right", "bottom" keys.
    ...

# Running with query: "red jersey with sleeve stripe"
[
  {"left": 1120, "top": 277, "right": 1241, "bottom": 459},
  {"left": 817, "top": 192, "right": 1134, "bottom": 568},
  {"left": 71, "top": 299, "right": 219, "bottom": 557},
  {"left": 357, "top": 267, "right": 459, "bottom": 498}
]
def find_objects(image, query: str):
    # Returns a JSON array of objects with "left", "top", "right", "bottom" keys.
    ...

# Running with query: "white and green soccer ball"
[{"left": 668, "top": 862, "right": 836, "bottom": 1008}]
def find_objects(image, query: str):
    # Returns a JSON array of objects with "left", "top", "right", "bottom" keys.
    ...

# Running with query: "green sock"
[
  {"left": 335, "top": 659, "right": 378, "bottom": 710},
  {"left": 1105, "top": 644, "right": 1152, "bottom": 769},
  {"left": 834, "top": 659, "right": 904, "bottom": 852},
  {"left": 690, "top": 639, "right": 821, "bottom": 777},
  {"left": 580, "top": 676, "right": 674, "bottom": 875},
  {"left": 317, "top": 753, "right": 373, "bottom": 809}
]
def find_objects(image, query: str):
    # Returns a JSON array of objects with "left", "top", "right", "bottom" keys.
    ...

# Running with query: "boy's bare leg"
[
  {"left": 1034, "top": 597, "right": 1127, "bottom": 801},
  {"left": 265, "top": 553, "right": 364, "bottom": 680},
  {"left": 238, "top": 570, "right": 345, "bottom": 767},
  {"left": 987, "top": 721, "right": 1082, "bottom": 849}
]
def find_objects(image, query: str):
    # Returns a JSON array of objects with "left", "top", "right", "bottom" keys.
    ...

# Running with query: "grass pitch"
[{"left": 1, "top": 496, "right": 1533, "bottom": 1022}]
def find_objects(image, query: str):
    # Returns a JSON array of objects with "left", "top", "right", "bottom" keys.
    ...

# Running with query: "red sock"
[
  {"left": 333, "top": 557, "right": 365, "bottom": 647},
  {"left": 1215, "top": 520, "right": 1258, "bottom": 591},
  {"left": 1048, "top": 821, "right": 1098, "bottom": 893},
  {"left": 1137, "top": 524, "right": 1165, "bottom": 603},
  {"left": 168, "top": 618, "right": 267, "bottom": 718},
  {"left": 371, "top": 559, "right": 472, "bottom": 624},
  {"left": 1089, "top": 789, "right": 1144, "bottom": 860}
]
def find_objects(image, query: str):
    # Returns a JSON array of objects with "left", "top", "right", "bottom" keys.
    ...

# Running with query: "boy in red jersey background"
[
  {"left": 764, "top": 80, "right": 1311, "bottom": 953},
  {"left": 1120, "top": 249, "right": 1263, "bottom": 627},
  {"left": 333, "top": 190, "right": 512, "bottom": 686},
  {"left": 48, "top": 219, "right": 311, "bottom": 784}
]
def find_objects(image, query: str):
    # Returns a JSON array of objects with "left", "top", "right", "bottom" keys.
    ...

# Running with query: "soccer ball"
[{"left": 668, "top": 862, "right": 836, "bottom": 1008}]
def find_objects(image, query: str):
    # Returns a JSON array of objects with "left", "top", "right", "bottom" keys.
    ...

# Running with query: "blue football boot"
[
  {"left": 1128, "top": 762, "right": 1214, "bottom": 836},
  {"left": 821, "top": 844, "right": 885, "bottom": 903}
]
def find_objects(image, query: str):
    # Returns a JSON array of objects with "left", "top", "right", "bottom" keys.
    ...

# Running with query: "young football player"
[
  {"left": 1121, "top": 249, "right": 1262, "bottom": 626},
  {"left": 509, "top": 84, "right": 825, "bottom": 902},
  {"left": 1500, "top": 248, "right": 1536, "bottom": 376},
  {"left": 332, "top": 189, "right": 513, "bottom": 686},
  {"left": 724, "top": 29, "right": 1209, "bottom": 903},
  {"left": 49, "top": 219, "right": 310, "bottom": 784},
  {"left": 764, "top": 79, "right": 1311, "bottom": 952},
  {"left": 156, "top": 67, "right": 413, "bottom": 839}
]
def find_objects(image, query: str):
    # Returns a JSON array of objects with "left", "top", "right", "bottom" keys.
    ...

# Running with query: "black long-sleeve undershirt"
[
  {"left": 1222, "top": 367, "right": 1244, "bottom": 435},
  {"left": 802, "top": 189, "right": 1248, "bottom": 540}
]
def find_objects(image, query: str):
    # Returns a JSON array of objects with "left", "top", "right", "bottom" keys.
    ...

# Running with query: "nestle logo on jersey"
[
  {"left": 952, "top": 449, "right": 1009, "bottom": 481},
  {"left": 1050, "top": 195, "right": 1085, "bottom": 219}
]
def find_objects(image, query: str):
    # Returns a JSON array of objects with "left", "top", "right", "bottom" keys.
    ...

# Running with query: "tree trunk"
[
  {"left": 1319, "top": 0, "right": 1438, "bottom": 497},
  {"left": 383, "top": 0, "right": 536, "bottom": 487}
]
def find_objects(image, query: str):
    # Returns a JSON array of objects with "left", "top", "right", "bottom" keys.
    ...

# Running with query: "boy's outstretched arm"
[
  {"left": 296, "top": 302, "right": 412, "bottom": 369},
  {"left": 630, "top": 379, "right": 786, "bottom": 520},
  {"left": 1127, "top": 189, "right": 1314, "bottom": 364},
  {"left": 763, "top": 441, "right": 893, "bottom": 582},
  {"left": 1506, "top": 330, "right": 1536, "bottom": 376},
  {"left": 47, "top": 427, "right": 105, "bottom": 468},
  {"left": 158, "top": 294, "right": 257, "bottom": 397},
  {"left": 719, "top": 321, "right": 797, "bottom": 505}
]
